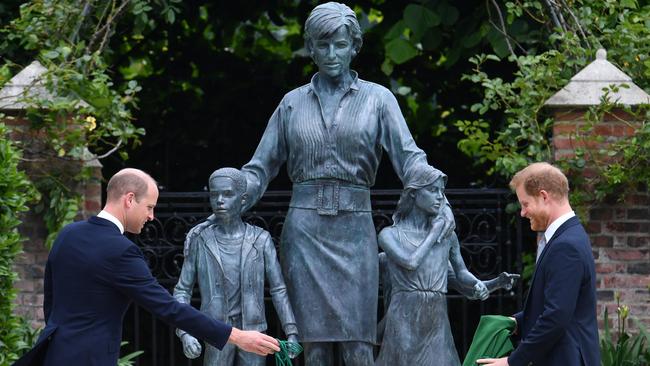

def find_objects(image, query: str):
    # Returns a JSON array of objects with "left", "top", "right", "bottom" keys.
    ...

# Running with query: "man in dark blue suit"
[
  {"left": 14, "top": 168, "right": 280, "bottom": 366},
  {"left": 478, "top": 162, "right": 600, "bottom": 366}
]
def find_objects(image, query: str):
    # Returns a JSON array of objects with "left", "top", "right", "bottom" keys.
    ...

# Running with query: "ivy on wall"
[
  {"left": 0, "top": 1, "right": 180, "bottom": 363},
  {"left": 0, "top": 122, "right": 40, "bottom": 365}
]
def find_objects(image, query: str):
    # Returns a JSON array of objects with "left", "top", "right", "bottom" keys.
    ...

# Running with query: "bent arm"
[
  {"left": 241, "top": 102, "right": 288, "bottom": 211},
  {"left": 113, "top": 244, "right": 232, "bottom": 350},
  {"left": 508, "top": 243, "right": 584, "bottom": 366},
  {"left": 378, "top": 221, "right": 444, "bottom": 271},
  {"left": 448, "top": 233, "right": 481, "bottom": 288}
]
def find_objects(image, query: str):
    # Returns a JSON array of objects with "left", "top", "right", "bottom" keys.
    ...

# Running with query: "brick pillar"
[
  {"left": 551, "top": 109, "right": 650, "bottom": 331},
  {"left": 4, "top": 113, "right": 103, "bottom": 329}
]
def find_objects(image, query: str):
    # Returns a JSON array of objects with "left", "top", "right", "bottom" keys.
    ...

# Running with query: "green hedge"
[{"left": 0, "top": 122, "right": 40, "bottom": 365}]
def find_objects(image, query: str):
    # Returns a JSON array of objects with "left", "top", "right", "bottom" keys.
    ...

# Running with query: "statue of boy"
[
  {"left": 375, "top": 165, "right": 517, "bottom": 365},
  {"left": 174, "top": 168, "right": 299, "bottom": 365}
]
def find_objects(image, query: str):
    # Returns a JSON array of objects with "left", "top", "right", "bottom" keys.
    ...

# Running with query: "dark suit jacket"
[
  {"left": 13, "top": 216, "right": 232, "bottom": 366},
  {"left": 509, "top": 216, "right": 600, "bottom": 366}
]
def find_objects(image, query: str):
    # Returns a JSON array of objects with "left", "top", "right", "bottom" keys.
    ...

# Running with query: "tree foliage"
[
  {"left": 0, "top": 123, "right": 40, "bottom": 365},
  {"left": 455, "top": 0, "right": 650, "bottom": 207}
]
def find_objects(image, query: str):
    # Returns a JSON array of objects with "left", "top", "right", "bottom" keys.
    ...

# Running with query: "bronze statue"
[
  {"left": 189, "top": 3, "right": 454, "bottom": 364},
  {"left": 174, "top": 168, "right": 298, "bottom": 365},
  {"left": 375, "top": 165, "right": 518, "bottom": 365}
]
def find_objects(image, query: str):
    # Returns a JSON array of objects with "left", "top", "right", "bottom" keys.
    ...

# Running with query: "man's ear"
[
  {"left": 125, "top": 192, "right": 135, "bottom": 208},
  {"left": 241, "top": 193, "right": 248, "bottom": 206},
  {"left": 539, "top": 189, "right": 550, "bottom": 202}
]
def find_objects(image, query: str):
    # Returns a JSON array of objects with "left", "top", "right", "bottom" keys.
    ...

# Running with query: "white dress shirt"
[
  {"left": 97, "top": 210, "right": 125, "bottom": 234},
  {"left": 537, "top": 210, "right": 575, "bottom": 262}
]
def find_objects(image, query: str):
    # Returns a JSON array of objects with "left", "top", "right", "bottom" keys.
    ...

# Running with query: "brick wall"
[
  {"left": 4, "top": 113, "right": 103, "bottom": 329},
  {"left": 552, "top": 109, "right": 650, "bottom": 331}
]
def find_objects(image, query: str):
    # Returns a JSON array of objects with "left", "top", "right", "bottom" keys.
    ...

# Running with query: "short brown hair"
[
  {"left": 509, "top": 162, "right": 569, "bottom": 199},
  {"left": 106, "top": 169, "right": 155, "bottom": 202}
]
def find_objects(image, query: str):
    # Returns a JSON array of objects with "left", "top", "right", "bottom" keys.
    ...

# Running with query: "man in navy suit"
[
  {"left": 478, "top": 162, "right": 600, "bottom": 366},
  {"left": 14, "top": 168, "right": 279, "bottom": 366}
]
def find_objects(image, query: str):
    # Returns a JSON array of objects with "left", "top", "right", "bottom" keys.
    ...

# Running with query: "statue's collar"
[{"left": 307, "top": 71, "right": 359, "bottom": 94}]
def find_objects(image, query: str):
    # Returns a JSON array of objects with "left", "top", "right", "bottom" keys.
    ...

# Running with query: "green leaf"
[
  {"left": 384, "top": 20, "right": 406, "bottom": 41},
  {"left": 385, "top": 38, "right": 418, "bottom": 65},
  {"left": 462, "top": 32, "right": 483, "bottom": 48},
  {"left": 43, "top": 50, "right": 59, "bottom": 59},
  {"left": 403, "top": 4, "right": 440, "bottom": 41},
  {"left": 620, "top": 0, "right": 638, "bottom": 8},
  {"left": 165, "top": 9, "right": 175, "bottom": 24},
  {"left": 381, "top": 58, "right": 394, "bottom": 75}
]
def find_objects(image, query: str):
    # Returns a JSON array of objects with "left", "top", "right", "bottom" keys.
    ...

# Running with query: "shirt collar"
[
  {"left": 543, "top": 210, "right": 575, "bottom": 243},
  {"left": 307, "top": 70, "right": 360, "bottom": 94},
  {"left": 97, "top": 210, "right": 125, "bottom": 234}
]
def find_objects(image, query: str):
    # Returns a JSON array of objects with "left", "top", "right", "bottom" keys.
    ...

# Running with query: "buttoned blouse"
[{"left": 242, "top": 72, "right": 428, "bottom": 205}]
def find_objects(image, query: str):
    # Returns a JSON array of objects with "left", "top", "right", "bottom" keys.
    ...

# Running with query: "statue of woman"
[
  {"left": 190, "top": 3, "right": 453, "bottom": 364},
  {"left": 375, "top": 165, "right": 488, "bottom": 366}
]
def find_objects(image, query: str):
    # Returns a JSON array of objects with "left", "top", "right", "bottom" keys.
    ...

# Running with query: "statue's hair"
[
  {"left": 106, "top": 168, "right": 156, "bottom": 202},
  {"left": 509, "top": 162, "right": 569, "bottom": 199},
  {"left": 209, "top": 167, "right": 247, "bottom": 195},
  {"left": 304, "top": 2, "right": 362, "bottom": 54},
  {"left": 392, "top": 165, "right": 447, "bottom": 224}
]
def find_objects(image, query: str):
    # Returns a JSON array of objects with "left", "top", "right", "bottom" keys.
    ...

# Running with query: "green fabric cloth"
[{"left": 463, "top": 315, "right": 516, "bottom": 366}]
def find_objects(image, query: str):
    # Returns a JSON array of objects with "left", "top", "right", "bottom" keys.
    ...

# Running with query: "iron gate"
[{"left": 122, "top": 188, "right": 526, "bottom": 365}]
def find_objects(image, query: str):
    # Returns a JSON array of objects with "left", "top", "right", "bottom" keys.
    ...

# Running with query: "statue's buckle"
[{"left": 317, "top": 181, "right": 340, "bottom": 216}]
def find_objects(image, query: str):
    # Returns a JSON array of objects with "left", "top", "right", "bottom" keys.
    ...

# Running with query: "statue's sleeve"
[
  {"left": 263, "top": 232, "right": 298, "bottom": 336},
  {"left": 378, "top": 88, "right": 428, "bottom": 185},
  {"left": 173, "top": 235, "right": 199, "bottom": 338},
  {"left": 378, "top": 87, "right": 453, "bottom": 212},
  {"left": 241, "top": 101, "right": 289, "bottom": 211}
]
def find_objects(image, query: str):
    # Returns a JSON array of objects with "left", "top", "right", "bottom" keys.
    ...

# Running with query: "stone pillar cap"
[
  {"left": 545, "top": 48, "right": 650, "bottom": 107},
  {"left": 0, "top": 60, "right": 89, "bottom": 110}
]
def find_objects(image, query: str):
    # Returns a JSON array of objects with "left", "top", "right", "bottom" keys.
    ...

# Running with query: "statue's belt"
[{"left": 290, "top": 181, "right": 371, "bottom": 215}]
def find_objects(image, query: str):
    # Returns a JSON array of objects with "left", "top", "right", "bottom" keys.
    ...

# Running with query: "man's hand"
[
  {"left": 287, "top": 334, "right": 300, "bottom": 359},
  {"left": 181, "top": 334, "right": 202, "bottom": 359},
  {"left": 228, "top": 328, "right": 280, "bottom": 356},
  {"left": 476, "top": 357, "right": 509, "bottom": 365},
  {"left": 473, "top": 281, "right": 489, "bottom": 301}
]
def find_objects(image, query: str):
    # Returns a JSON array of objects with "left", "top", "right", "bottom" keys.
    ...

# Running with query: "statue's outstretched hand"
[
  {"left": 186, "top": 215, "right": 216, "bottom": 241},
  {"left": 183, "top": 215, "right": 217, "bottom": 256},
  {"left": 484, "top": 272, "right": 521, "bottom": 293},
  {"left": 181, "top": 334, "right": 202, "bottom": 359}
]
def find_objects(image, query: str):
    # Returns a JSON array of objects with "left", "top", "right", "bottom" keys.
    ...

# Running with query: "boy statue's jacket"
[{"left": 174, "top": 223, "right": 298, "bottom": 337}]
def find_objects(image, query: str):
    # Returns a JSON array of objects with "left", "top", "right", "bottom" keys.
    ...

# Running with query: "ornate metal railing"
[{"left": 122, "top": 189, "right": 524, "bottom": 365}]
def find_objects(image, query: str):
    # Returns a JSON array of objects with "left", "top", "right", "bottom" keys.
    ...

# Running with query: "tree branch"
[
  {"left": 558, "top": 0, "right": 591, "bottom": 48},
  {"left": 86, "top": 0, "right": 131, "bottom": 54},
  {"left": 542, "top": 0, "right": 564, "bottom": 31},
  {"left": 488, "top": 0, "right": 517, "bottom": 59},
  {"left": 69, "top": 0, "right": 94, "bottom": 44}
]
